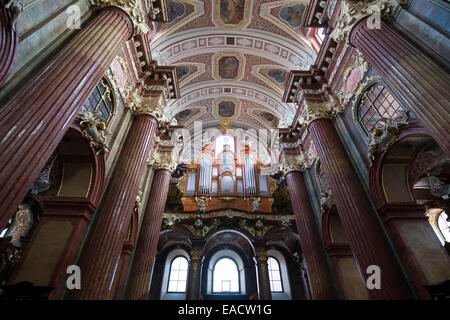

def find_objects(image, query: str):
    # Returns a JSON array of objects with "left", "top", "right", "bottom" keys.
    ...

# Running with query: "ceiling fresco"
[{"left": 150, "top": 0, "right": 316, "bottom": 131}]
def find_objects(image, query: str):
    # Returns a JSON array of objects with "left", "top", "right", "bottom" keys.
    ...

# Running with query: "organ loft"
[{"left": 0, "top": 0, "right": 449, "bottom": 301}]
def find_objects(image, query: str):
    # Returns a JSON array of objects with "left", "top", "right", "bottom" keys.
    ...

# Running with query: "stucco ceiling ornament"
[
  {"left": 127, "top": 89, "right": 166, "bottom": 122},
  {"left": 298, "top": 96, "right": 344, "bottom": 127},
  {"left": 91, "top": 0, "right": 151, "bottom": 35},
  {"left": 330, "top": 0, "right": 399, "bottom": 43}
]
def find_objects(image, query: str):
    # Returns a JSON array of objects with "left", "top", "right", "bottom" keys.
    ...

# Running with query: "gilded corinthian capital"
[
  {"left": 330, "top": 0, "right": 399, "bottom": 43},
  {"left": 128, "top": 90, "right": 166, "bottom": 121},
  {"left": 149, "top": 151, "right": 178, "bottom": 173},
  {"left": 279, "top": 152, "right": 316, "bottom": 174},
  {"left": 91, "top": 0, "right": 151, "bottom": 35},
  {"left": 298, "top": 97, "right": 343, "bottom": 126}
]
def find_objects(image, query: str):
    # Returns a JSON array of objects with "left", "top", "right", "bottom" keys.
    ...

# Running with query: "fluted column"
[
  {"left": 255, "top": 247, "right": 272, "bottom": 300},
  {"left": 72, "top": 92, "right": 166, "bottom": 300},
  {"left": 125, "top": 152, "right": 178, "bottom": 300},
  {"left": 301, "top": 97, "right": 412, "bottom": 299},
  {"left": 280, "top": 152, "right": 337, "bottom": 300},
  {"left": 0, "top": 4, "right": 140, "bottom": 230},
  {"left": 331, "top": 0, "right": 450, "bottom": 156},
  {"left": 0, "top": 3, "right": 18, "bottom": 86},
  {"left": 186, "top": 247, "right": 203, "bottom": 300}
]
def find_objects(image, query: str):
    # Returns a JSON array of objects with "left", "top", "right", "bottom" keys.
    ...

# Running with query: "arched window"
[
  {"left": 267, "top": 257, "right": 283, "bottom": 293},
  {"left": 82, "top": 78, "right": 114, "bottom": 123},
  {"left": 213, "top": 257, "right": 240, "bottom": 293},
  {"left": 437, "top": 211, "right": 450, "bottom": 243},
  {"left": 358, "top": 83, "right": 403, "bottom": 134},
  {"left": 215, "top": 135, "right": 235, "bottom": 158},
  {"left": 167, "top": 256, "right": 189, "bottom": 293},
  {"left": 0, "top": 219, "right": 10, "bottom": 237},
  {"left": 221, "top": 153, "right": 235, "bottom": 174}
]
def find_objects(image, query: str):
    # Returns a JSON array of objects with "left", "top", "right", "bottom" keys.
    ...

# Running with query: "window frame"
[
  {"left": 212, "top": 256, "right": 241, "bottom": 294},
  {"left": 206, "top": 249, "right": 246, "bottom": 296},
  {"left": 82, "top": 77, "right": 115, "bottom": 124},
  {"left": 160, "top": 249, "right": 190, "bottom": 300},
  {"left": 355, "top": 81, "right": 404, "bottom": 137},
  {"left": 267, "top": 256, "right": 284, "bottom": 293},
  {"left": 167, "top": 255, "right": 189, "bottom": 294}
]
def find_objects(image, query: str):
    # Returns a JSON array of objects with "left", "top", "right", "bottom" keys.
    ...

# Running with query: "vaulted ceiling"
[{"left": 149, "top": 0, "right": 317, "bottom": 132}]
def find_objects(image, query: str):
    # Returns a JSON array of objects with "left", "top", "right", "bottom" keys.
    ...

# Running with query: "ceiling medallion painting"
[
  {"left": 279, "top": 4, "right": 306, "bottom": 29},
  {"left": 250, "top": 65, "right": 289, "bottom": 95},
  {"left": 167, "top": 0, "right": 186, "bottom": 23},
  {"left": 260, "top": 2, "right": 311, "bottom": 48},
  {"left": 215, "top": 0, "right": 252, "bottom": 29},
  {"left": 151, "top": 0, "right": 204, "bottom": 45},
  {"left": 176, "top": 66, "right": 190, "bottom": 82},
  {"left": 267, "top": 68, "right": 287, "bottom": 84},
  {"left": 174, "top": 63, "right": 205, "bottom": 86},
  {"left": 215, "top": 97, "right": 239, "bottom": 119},
  {"left": 214, "top": 52, "right": 244, "bottom": 82}
]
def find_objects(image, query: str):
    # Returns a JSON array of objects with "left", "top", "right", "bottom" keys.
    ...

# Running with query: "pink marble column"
[
  {"left": 186, "top": 246, "right": 203, "bottom": 300},
  {"left": 0, "top": 7, "right": 133, "bottom": 230},
  {"left": 285, "top": 170, "right": 337, "bottom": 299},
  {"left": 308, "top": 117, "right": 412, "bottom": 299},
  {"left": 0, "top": 3, "right": 18, "bottom": 86},
  {"left": 125, "top": 168, "right": 173, "bottom": 300},
  {"left": 72, "top": 114, "right": 159, "bottom": 300},
  {"left": 350, "top": 18, "right": 450, "bottom": 156},
  {"left": 255, "top": 247, "right": 272, "bottom": 300}
]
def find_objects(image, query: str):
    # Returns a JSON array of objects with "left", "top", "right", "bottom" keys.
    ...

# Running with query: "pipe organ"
[{"left": 182, "top": 135, "right": 273, "bottom": 212}]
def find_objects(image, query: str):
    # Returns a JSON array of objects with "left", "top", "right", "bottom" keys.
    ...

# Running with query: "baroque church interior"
[{"left": 0, "top": 0, "right": 449, "bottom": 301}]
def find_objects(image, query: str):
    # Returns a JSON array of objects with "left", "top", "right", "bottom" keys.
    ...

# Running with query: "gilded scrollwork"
[
  {"left": 194, "top": 196, "right": 209, "bottom": 213},
  {"left": 91, "top": 0, "right": 151, "bottom": 35},
  {"left": 127, "top": 90, "right": 166, "bottom": 122},
  {"left": 148, "top": 150, "right": 178, "bottom": 173},
  {"left": 320, "top": 188, "right": 334, "bottom": 213},
  {"left": 337, "top": 51, "right": 371, "bottom": 107},
  {"left": 298, "top": 96, "right": 344, "bottom": 127},
  {"left": 330, "top": 0, "right": 399, "bottom": 43},
  {"left": 367, "top": 110, "right": 410, "bottom": 162},
  {"left": 79, "top": 109, "right": 110, "bottom": 154},
  {"left": 280, "top": 152, "right": 316, "bottom": 174}
]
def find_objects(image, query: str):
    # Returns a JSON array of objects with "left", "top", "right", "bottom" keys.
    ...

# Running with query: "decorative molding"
[
  {"left": 164, "top": 209, "right": 294, "bottom": 222},
  {"left": 330, "top": 0, "right": 399, "bottom": 43},
  {"left": 320, "top": 188, "right": 334, "bottom": 213},
  {"left": 367, "top": 110, "right": 410, "bottom": 162},
  {"left": 194, "top": 196, "right": 209, "bottom": 213},
  {"left": 162, "top": 213, "right": 181, "bottom": 228},
  {"left": 135, "top": 188, "right": 143, "bottom": 209},
  {"left": 127, "top": 90, "right": 165, "bottom": 121},
  {"left": 246, "top": 197, "right": 261, "bottom": 213},
  {"left": 337, "top": 50, "right": 370, "bottom": 107},
  {"left": 280, "top": 152, "right": 317, "bottom": 174},
  {"left": 79, "top": 109, "right": 110, "bottom": 154},
  {"left": 4, "top": 0, "right": 25, "bottom": 31},
  {"left": 149, "top": 150, "right": 178, "bottom": 172},
  {"left": 298, "top": 96, "right": 343, "bottom": 126},
  {"left": 91, "top": 0, "right": 151, "bottom": 35}
]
